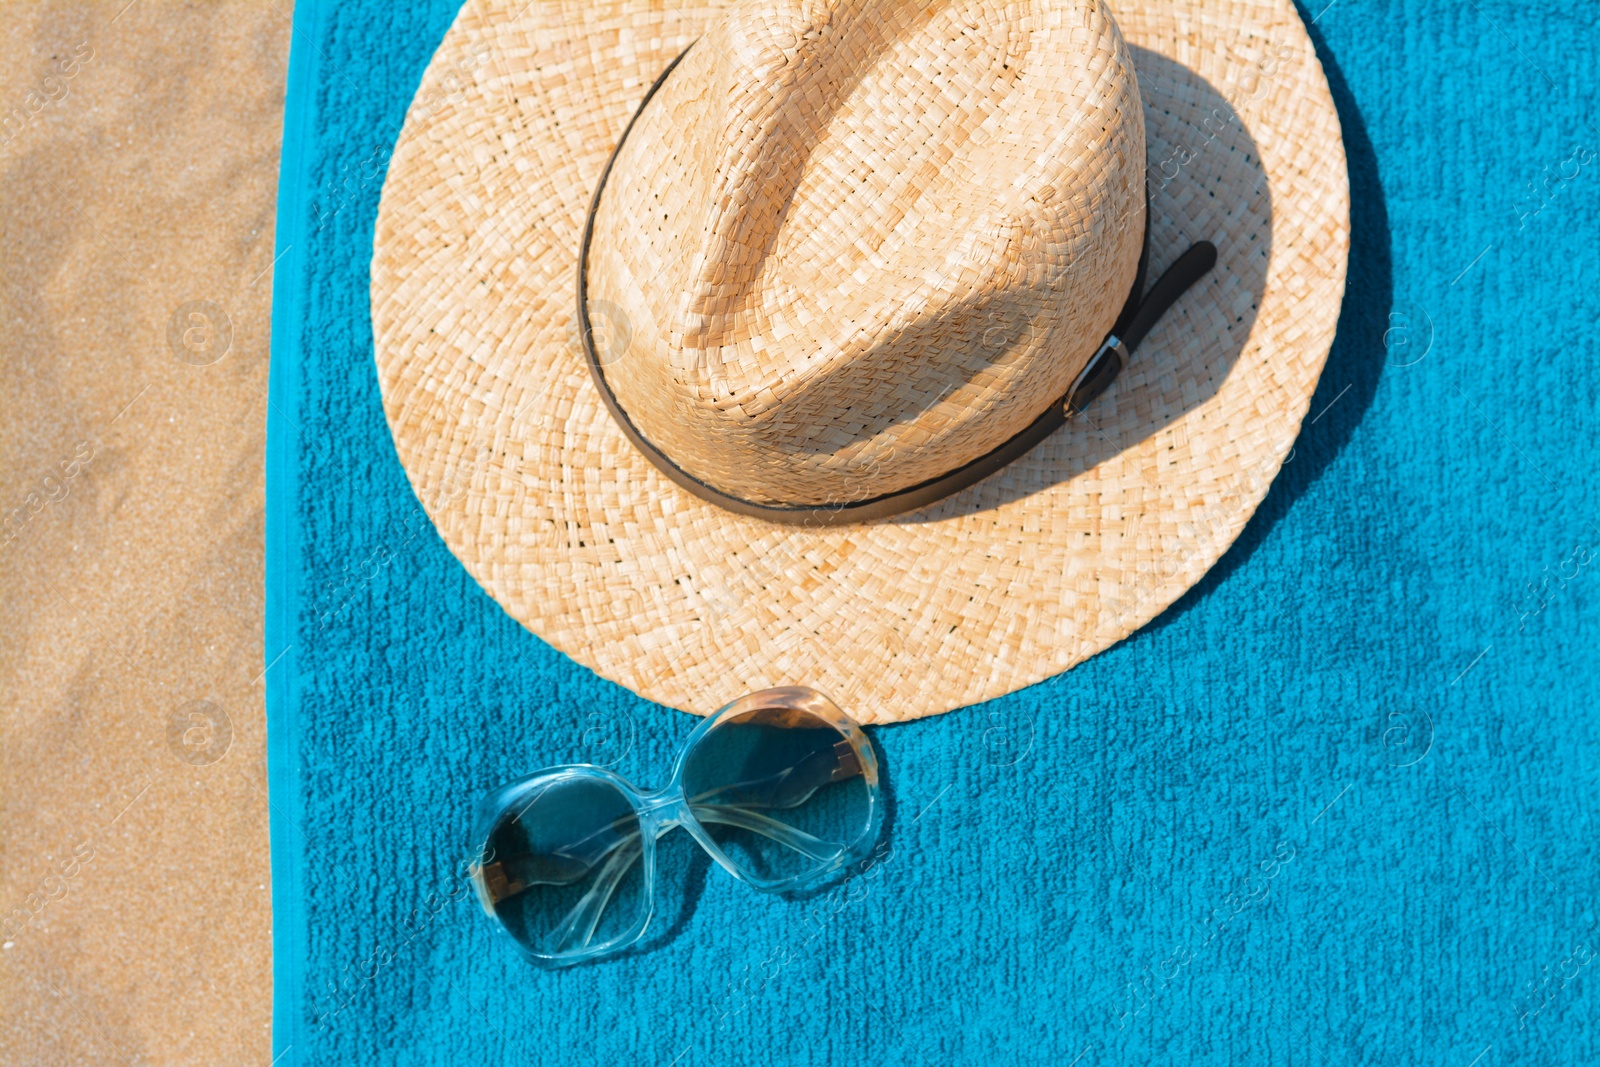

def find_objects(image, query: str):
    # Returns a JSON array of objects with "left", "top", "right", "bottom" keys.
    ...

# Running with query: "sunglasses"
[{"left": 467, "top": 687, "right": 882, "bottom": 966}]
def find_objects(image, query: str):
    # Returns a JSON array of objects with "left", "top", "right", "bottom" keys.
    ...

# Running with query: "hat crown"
[{"left": 587, "top": 0, "right": 1145, "bottom": 507}]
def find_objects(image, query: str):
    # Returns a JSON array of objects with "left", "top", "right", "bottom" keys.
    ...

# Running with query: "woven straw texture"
[
  {"left": 371, "top": 0, "right": 1349, "bottom": 723},
  {"left": 588, "top": 2, "right": 1144, "bottom": 504}
]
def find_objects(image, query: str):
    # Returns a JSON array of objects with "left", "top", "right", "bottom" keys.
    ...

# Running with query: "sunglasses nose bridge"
[{"left": 634, "top": 789, "right": 690, "bottom": 828}]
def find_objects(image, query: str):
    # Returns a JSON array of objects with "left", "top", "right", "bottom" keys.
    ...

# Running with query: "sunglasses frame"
[{"left": 467, "top": 686, "right": 882, "bottom": 967}]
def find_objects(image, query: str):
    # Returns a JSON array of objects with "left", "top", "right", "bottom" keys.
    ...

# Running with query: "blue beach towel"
[{"left": 266, "top": 2, "right": 1600, "bottom": 1063}]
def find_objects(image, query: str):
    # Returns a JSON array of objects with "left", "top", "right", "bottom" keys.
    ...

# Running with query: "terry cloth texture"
[{"left": 266, "top": 2, "right": 1600, "bottom": 1064}]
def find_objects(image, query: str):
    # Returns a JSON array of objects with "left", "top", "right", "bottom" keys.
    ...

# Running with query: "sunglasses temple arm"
[
  {"left": 548, "top": 833, "right": 645, "bottom": 953},
  {"left": 691, "top": 804, "right": 843, "bottom": 863}
]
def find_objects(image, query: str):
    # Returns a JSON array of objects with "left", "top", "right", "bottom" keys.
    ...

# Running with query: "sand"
[{"left": 0, "top": 2, "right": 288, "bottom": 1063}]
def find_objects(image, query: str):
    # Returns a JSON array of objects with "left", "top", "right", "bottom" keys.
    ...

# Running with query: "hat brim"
[{"left": 371, "top": 0, "right": 1348, "bottom": 723}]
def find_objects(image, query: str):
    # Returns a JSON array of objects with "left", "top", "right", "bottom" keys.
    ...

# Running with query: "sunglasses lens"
[
  {"left": 681, "top": 704, "right": 874, "bottom": 884},
  {"left": 472, "top": 774, "right": 647, "bottom": 959}
]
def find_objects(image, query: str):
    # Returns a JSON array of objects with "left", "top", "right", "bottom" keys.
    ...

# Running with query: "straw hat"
[{"left": 371, "top": 0, "right": 1349, "bottom": 723}]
